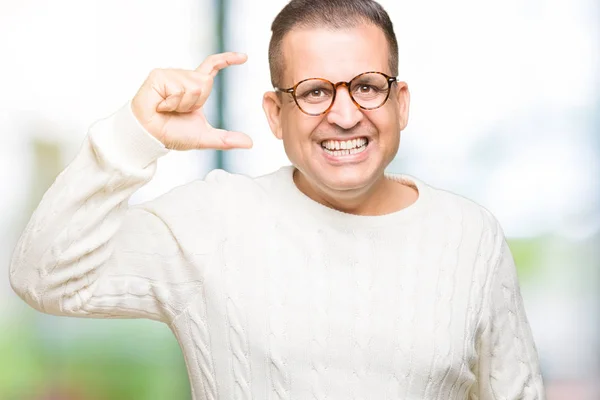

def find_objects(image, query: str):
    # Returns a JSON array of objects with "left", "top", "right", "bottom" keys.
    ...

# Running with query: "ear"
[
  {"left": 262, "top": 91, "right": 284, "bottom": 140},
  {"left": 393, "top": 81, "right": 410, "bottom": 131}
]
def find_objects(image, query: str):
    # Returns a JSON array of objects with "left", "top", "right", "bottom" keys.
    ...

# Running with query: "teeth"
[
  {"left": 321, "top": 138, "right": 367, "bottom": 151},
  {"left": 322, "top": 138, "right": 368, "bottom": 157}
]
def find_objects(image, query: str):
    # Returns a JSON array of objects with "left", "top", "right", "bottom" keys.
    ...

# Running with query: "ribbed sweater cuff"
[{"left": 89, "top": 101, "right": 169, "bottom": 169}]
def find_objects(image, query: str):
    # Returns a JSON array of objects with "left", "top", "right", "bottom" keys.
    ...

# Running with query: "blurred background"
[{"left": 0, "top": 0, "right": 598, "bottom": 398}]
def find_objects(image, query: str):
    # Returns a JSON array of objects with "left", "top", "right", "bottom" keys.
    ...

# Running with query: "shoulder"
[
  {"left": 416, "top": 178, "right": 509, "bottom": 294},
  {"left": 130, "top": 167, "right": 286, "bottom": 244},
  {"left": 416, "top": 177, "right": 504, "bottom": 247},
  {"left": 133, "top": 167, "right": 280, "bottom": 220},
  {"left": 202, "top": 166, "right": 289, "bottom": 202}
]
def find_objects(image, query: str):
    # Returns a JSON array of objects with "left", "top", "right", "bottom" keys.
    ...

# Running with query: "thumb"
[
  {"left": 218, "top": 129, "right": 254, "bottom": 149},
  {"left": 199, "top": 127, "right": 253, "bottom": 150}
]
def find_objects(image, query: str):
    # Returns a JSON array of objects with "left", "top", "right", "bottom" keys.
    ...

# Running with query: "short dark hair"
[{"left": 268, "top": 0, "right": 399, "bottom": 87}]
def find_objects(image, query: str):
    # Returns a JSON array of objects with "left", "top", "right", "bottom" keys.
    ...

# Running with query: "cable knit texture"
[{"left": 9, "top": 102, "right": 546, "bottom": 399}]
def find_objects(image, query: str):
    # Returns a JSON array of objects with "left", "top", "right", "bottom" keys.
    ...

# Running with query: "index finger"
[{"left": 195, "top": 52, "right": 248, "bottom": 78}]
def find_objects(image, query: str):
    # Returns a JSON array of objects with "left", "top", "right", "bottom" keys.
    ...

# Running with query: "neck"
[{"left": 293, "top": 168, "right": 412, "bottom": 216}]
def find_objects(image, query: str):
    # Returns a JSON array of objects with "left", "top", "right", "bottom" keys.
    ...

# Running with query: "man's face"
[{"left": 263, "top": 23, "right": 410, "bottom": 197}]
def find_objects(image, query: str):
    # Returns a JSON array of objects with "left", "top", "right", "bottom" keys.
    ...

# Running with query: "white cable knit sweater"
[{"left": 9, "top": 102, "right": 545, "bottom": 399}]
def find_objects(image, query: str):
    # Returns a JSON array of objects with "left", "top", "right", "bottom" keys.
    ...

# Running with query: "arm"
[
  {"left": 472, "top": 223, "right": 546, "bottom": 399},
  {"left": 9, "top": 53, "right": 251, "bottom": 325},
  {"left": 9, "top": 103, "right": 209, "bottom": 324}
]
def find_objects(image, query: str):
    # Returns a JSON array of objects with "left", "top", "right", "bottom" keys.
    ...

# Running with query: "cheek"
[
  {"left": 370, "top": 108, "right": 401, "bottom": 141},
  {"left": 282, "top": 110, "right": 322, "bottom": 143},
  {"left": 280, "top": 109, "right": 323, "bottom": 164}
]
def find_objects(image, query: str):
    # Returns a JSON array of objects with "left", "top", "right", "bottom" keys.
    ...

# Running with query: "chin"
[
  {"left": 312, "top": 167, "right": 378, "bottom": 193},
  {"left": 292, "top": 146, "right": 389, "bottom": 195}
]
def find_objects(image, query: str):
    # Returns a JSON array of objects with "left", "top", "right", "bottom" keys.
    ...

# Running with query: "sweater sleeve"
[
  {"left": 471, "top": 222, "right": 546, "bottom": 399},
  {"left": 9, "top": 102, "right": 213, "bottom": 324}
]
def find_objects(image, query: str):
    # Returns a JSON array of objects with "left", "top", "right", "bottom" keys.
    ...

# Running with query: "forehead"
[{"left": 281, "top": 24, "right": 390, "bottom": 85}]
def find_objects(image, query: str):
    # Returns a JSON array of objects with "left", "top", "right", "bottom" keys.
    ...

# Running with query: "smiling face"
[{"left": 263, "top": 23, "right": 410, "bottom": 206}]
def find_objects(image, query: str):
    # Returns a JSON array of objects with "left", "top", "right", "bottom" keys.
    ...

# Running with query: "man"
[{"left": 9, "top": 0, "right": 545, "bottom": 398}]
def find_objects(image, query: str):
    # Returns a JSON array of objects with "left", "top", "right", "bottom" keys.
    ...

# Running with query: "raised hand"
[{"left": 131, "top": 52, "right": 252, "bottom": 151}]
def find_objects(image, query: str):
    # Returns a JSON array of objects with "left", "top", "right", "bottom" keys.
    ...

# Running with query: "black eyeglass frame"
[{"left": 274, "top": 71, "right": 399, "bottom": 116}]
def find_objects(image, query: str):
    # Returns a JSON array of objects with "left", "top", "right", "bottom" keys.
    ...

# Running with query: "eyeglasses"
[{"left": 274, "top": 71, "right": 398, "bottom": 116}]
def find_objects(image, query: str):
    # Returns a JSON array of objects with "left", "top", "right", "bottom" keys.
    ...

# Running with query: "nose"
[{"left": 325, "top": 85, "right": 363, "bottom": 130}]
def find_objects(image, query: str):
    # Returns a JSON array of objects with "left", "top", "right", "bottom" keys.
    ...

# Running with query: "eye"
[
  {"left": 296, "top": 85, "right": 333, "bottom": 102},
  {"left": 354, "top": 84, "right": 383, "bottom": 94},
  {"left": 351, "top": 82, "right": 386, "bottom": 99}
]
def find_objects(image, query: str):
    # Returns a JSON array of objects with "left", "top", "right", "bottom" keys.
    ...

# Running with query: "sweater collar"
[{"left": 274, "top": 165, "right": 432, "bottom": 230}]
